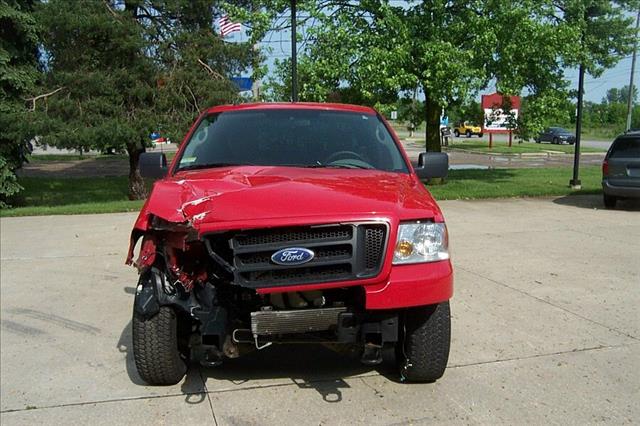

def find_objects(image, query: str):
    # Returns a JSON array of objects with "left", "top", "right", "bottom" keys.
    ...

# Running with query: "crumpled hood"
[{"left": 134, "top": 166, "right": 443, "bottom": 232}]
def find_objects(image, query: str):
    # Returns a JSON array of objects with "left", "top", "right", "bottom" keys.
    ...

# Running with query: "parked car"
[
  {"left": 129, "top": 102, "right": 453, "bottom": 385},
  {"left": 602, "top": 131, "right": 640, "bottom": 208},
  {"left": 535, "top": 127, "right": 576, "bottom": 145},
  {"left": 453, "top": 121, "right": 483, "bottom": 138}
]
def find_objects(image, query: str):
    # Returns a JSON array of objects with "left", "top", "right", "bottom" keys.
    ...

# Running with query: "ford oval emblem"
[{"left": 271, "top": 247, "right": 315, "bottom": 266}]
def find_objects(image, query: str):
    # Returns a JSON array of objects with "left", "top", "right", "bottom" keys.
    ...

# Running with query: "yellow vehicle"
[{"left": 453, "top": 122, "right": 483, "bottom": 138}]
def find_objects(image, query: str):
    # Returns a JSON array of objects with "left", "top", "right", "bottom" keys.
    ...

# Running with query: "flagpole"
[{"left": 291, "top": 0, "right": 298, "bottom": 102}]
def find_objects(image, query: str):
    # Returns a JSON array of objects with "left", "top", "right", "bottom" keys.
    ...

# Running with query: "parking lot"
[{"left": 1, "top": 195, "right": 638, "bottom": 425}]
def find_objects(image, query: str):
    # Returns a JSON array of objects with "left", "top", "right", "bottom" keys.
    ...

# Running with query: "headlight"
[{"left": 393, "top": 222, "right": 449, "bottom": 264}]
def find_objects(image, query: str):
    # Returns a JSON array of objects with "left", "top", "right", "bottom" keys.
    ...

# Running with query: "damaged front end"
[{"left": 126, "top": 211, "right": 399, "bottom": 371}]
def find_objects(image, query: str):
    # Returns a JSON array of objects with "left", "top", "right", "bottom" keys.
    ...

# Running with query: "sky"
[{"left": 565, "top": 56, "right": 638, "bottom": 103}]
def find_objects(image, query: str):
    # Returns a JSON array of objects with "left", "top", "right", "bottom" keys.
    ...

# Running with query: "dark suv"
[{"left": 602, "top": 131, "right": 640, "bottom": 208}]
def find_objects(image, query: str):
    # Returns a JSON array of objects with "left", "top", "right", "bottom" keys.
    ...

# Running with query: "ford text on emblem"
[{"left": 271, "top": 248, "right": 315, "bottom": 266}]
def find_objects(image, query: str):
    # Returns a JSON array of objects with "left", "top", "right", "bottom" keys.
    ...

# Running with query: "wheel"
[
  {"left": 466, "top": 130, "right": 472, "bottom": 138},
  {"left": 478, "top": 133, "right": 483, "bottom": 138},
  {"left": 553, "top": 137, "right": 559, "bottom": 145},
  {"left": 603, "top": 194, "right": 617, "bottom": 209},
  {"left": 132, "top": 305, "right": 187, "bottom": 385},
  {"left": 454, "top": 129, "right": 460, "bottom": 137},
  {"left": 535, "top": 138, "right": 540, "bottom": 143},
  {"left": 396, "top": 301, "right": 451, "bottom": 382}
]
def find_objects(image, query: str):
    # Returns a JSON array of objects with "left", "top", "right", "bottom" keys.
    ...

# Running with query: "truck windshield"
[{"left": 176, "top": 109, "right": 409, "bottom": 173}]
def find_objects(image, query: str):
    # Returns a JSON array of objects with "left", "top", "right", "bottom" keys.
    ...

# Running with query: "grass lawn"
[
  {"left": 427, "top": 166, "right": 601, "bottom": 200},
  {"left": 1, "top": 166, "right": 602, "bottom": 217},
  {"left": 444, "top": 140, "right": 605, "bottom": 154},
  {"left": 1, "top": 176, "right": 144, "bottom": 217}
]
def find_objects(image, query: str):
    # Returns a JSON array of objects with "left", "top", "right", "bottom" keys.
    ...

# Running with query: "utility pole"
[
  {"left": 570, "top": 64, "right": 585, "bottom": 189},
  {"left": 570, "top": 5, "right": 593, "bottom": 190},
  {"left": 626, "top": 10, "right": 639, "bottom": 132},
  {"left": 291, "top": 0, "right": 298, "bottom": 102}
]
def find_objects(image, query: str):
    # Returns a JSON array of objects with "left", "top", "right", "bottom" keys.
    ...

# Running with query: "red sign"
[{"left": 481, "top": 93, "right": 521, "bottom": 134}]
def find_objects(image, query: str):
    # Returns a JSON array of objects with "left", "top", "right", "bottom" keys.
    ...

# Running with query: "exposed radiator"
[{"left": 250, "top": 307, "right": 347, "bottom": 336}]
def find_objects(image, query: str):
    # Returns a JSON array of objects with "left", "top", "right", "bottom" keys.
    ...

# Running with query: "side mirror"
[
  {"left": 415, "top": 152, "right": 448, "bottom": 179},
  {"left": 139, "top": 152, "right": 168, "bottom": 179}
]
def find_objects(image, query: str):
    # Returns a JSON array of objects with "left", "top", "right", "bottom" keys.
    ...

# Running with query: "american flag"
[{"left": 218, "top": 15, "right": 241, "bottom": 37}]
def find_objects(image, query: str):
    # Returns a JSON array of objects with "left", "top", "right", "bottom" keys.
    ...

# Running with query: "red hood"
[{"left": 133, "top": 166, "right": 444, "bottom": 233}]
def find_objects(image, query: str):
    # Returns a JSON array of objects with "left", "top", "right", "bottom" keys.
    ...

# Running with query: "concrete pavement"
[{"left": 1, "top": 196, "right": 639, "bottom": 425}]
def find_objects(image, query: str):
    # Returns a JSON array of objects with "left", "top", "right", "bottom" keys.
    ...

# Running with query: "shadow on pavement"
[
  {"left": 199, "top": 343, "right": 398, "bottom": 403},
  {"left": 553, "top": 194, "right": 640, "bottom": 211}
]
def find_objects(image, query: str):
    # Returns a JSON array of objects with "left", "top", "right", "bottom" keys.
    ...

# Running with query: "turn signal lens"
[{"left": 395, "top": 240, "right": 414, "bottom": 258}]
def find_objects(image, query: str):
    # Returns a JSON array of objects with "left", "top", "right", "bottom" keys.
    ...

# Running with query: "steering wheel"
[{"left": 324, "top": 150, "right": 367, "bottom": 164}]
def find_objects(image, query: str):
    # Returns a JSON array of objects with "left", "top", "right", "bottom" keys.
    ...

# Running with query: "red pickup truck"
[{"left": 127, "top": 103, "right": 453, "bottom": 385}]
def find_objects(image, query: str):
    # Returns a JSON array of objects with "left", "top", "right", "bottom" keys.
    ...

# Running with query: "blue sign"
[
  {"left": 150, "top": 132, "right": 160, "bottom": 140},
  {"left": 271, "top": 248, "right": 315, "bottom": 266},
  {"left": 440, "top": 116, "right": 449, "bottom": 126},
  {"left": 231, "top": 77, "right": 253, "bottom": 92}
]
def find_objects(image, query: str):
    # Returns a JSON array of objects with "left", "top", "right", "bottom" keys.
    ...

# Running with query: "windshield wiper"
[
  {"left": 315, "top": 163, "right": 373, "bottom": 170},
  {"left": 177, "top": 162, "right": 250, "bottom": 171}
]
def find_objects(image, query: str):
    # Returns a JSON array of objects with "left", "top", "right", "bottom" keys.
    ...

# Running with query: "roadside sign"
[
  {"left": 390, "top": 111, "right": 398, "bottom": 120},
  {"left": 481, "top": 93, "right": 521, "bottom": 134},
  {"left": 231, "top": 77, "right": 253, "bottom": 92}
]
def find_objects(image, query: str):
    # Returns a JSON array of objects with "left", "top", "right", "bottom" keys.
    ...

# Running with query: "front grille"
[
  {"left": 364, "top": 226, "right": 385, "bottom": 270},
  {"left": 235, "top": 227, "right": 352, "bottom": 246},
  {"left": 209, "top": 223, "right": 388, "bottom": 289}
]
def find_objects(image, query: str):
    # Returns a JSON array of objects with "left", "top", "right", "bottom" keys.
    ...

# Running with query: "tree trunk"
[
  {"left": 424, "top": 90, "right": 442, "bottom": 153},
  {"left": 127, "top": 142, "right": 147, "bottom": 200}
]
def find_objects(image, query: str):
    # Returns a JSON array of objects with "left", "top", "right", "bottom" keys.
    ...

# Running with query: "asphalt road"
[{"left": 1, "top": 196, "right": 639, "bottom": 425}]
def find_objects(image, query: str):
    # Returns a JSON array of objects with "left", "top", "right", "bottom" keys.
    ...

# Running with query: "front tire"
[
  {"left": 396, "top": 301, "right": 451, "bottom": 382},
  {"left": 132, "top": 306, "right": 187, "bottom": 385},
  {"left": 454, "top": 129, "right": 460, "bottom": 137},
  {"left": 603, "top": 194, "right": 617, "bottom": 209},
  {"left": 466, "top": 130, "right": 472, "bottom": 138},
  {"left": 478, "top": 133, "right": 483, "bottom": 138}
]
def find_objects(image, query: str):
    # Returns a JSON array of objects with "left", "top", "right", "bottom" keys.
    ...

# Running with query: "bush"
[{"left": 0, "top": 156, "right": 23, "bottom": 209}]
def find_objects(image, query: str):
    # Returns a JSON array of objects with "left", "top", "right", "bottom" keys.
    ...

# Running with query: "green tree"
[
  {"left": 603, "top": 85, "right": 638, "bottom": 104},
  {"left": 34, "top": 0, "right": 258, "bottom": 199},
  {"left": 264, "top": 1, "right": 639, "bottom": 151},
  {"left": 0, "top": 0, "right": 40, "bottom": 207}
]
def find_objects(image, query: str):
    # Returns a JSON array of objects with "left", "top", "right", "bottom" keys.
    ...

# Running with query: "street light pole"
[
  {"left": 570, "top": 63, "right": 585, "bottom": 189},
  {"left": 625, "top": 10, "right": 639, "bottom": 132},
  {"left": 291, "top": 0, "right": 298, "bottom": 102}
]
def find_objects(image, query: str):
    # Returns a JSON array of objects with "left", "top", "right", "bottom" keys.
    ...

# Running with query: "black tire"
[
  {"left": 553, "top": 137, "right": 559, "bottom": 145},
  {"left": 454, "top": 129, "right": 460, "bottom": 137},
  {"left": 603, "top": 194, "right": 617, "bottom": 209},
  {"left": 478, "top": 133, "right": 483, "bottom": 138},
  {"left": 466, "top": 130, "right": 472, "bottom": 138},
  {"left": 132, "top": 306, "right": 187, "bottom": 385},
  {"left": 396, "top": 301, "right": 451, "bottom": 382},
  {"left": 535, "top": 138, "right": 540, "bottom": 143}
]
